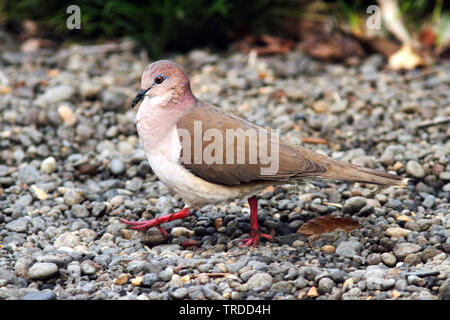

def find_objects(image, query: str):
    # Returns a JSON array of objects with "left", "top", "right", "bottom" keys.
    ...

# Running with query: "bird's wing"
[{"left": 176, "top": 101, "right": 327, "bottom": 186}]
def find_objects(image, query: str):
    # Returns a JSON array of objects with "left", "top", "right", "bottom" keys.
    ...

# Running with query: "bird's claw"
[{"left": 235, "top": 229, "right": 273, "bottom": 247}]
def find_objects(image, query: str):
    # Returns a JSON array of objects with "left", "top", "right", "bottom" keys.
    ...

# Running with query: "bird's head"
[{"left": 132, "top": 60, "right": 193, "bottom": 108}]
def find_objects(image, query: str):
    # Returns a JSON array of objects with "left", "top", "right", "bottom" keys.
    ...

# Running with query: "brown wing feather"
[{"left": 176, "top": 102, "right": 326, "bottom": 186}]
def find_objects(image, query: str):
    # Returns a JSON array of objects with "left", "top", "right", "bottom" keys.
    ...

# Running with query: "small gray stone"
[
  {"left": 439, "top": 280, "right": 450, "bottom": 300},
  {"left": 79, "top": 81, "right": 102, "bottom": 98},
  {"left": 156, "top": 196, "right": 173, "bottom": 214},
  {"left": 404, "top": 253, "right": 421, "bottom": 266},
  {"left": 406, "top": 160, "right": 425, "bottom": 179},
  {"left": 80, "top": 261, "right": 97, "bottom": 275},
  {"left": 294, "top": 276, "right": 308, "bottom": 289},
  {"left": 318, "top": 277, "right": 335, "bottom": 294},
  {"left": 23, "top": 289, "right": 57, "bottom": 300},
  {"left": 110, "top": 158, "right": 125, "bottom": 175},
  {"left": 0, "top": 267, "right": 14, "bottom": 284},
  {"left": 92, "top": 202, "right": 107, "bottom": 217},
  {"left": 310, "top": 203, "right": 328, "bottom": 213},
  {"left": 54, "top": 232, "right": 81, "bottom": 248},
  {"left": 141, "top": 273, "right": 158, "bottom": 288},
  {"left": 35, "top": 85, "right": 75, "bottom": 106},
  {"left": 367, "top": 253, "right": 382, "bottom": 265},
  {"left": 202, "top": 286, "right": 225, "bottom": 300},
  {"left": 18, "top": 164, "right": 40, "bottom": 184},
  {"left": 422, "top": 195, "right": 435, "bottom": 209},
  {"left": 393, "top": 243, "right": 422, "bottom": 260},
  {"left": 28, "top": 263, "right": 59, "bottom": 280},
  {"left": 439, "top": 172, "right": 450, "bottom": 181},
  {"left": 64, "top": 188, "right": 86, "bottom": 206},
  {"left": 171, "top": 287, "right": 188, "bottom": 299},
  {"left": 381, "top": 252, "right": 397, "bottom": 267},
  {"left": 72, "top": 204, "right": 90, "bottom": 218},
  {"left": 14, "top": 256, "right": 34, "bottom": 277},
  {"left": 343, "top": 197, "right": 367, "bottom": 214},
  {"left": 159, "top": 267, "right": 174, "bottom": 281},
  {"left": 5, "top": 217, "right": 29, "bottom": 232},
  {"left": 247, "top": 273, "right": 273, "bottom": 292},
  {"left": 335, "top": 240, "right": 362, "bottom": 258},
  {"left": 102, "top": 87, "right": 127, "bottom": 111},
  {"left": 366, "top": 277, "right": 395, "bottom": 290}
]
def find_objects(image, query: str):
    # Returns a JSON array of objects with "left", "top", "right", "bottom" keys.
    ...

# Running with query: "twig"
[
  {"left": 417, "top": 117, "right": 450, "bottom": 129},
  {"left": 301, "top": 138, "right": 329, "bottom": 145}
]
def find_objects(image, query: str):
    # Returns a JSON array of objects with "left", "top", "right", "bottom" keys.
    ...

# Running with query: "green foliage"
[
  {"left": 1, "top": 0, "right": 448, "bottom": 57},
  {"left": 1, "top": 0, "right": 302, "bottom": 58}
]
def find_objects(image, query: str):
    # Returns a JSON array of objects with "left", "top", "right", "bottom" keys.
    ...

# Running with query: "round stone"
[
  {"left": 406, "top": 160, "right": 425, "bottom": 178},
  {"left": 28, "top": 263, "right": 59, "bottom": 280},
  {"left": 40, "top": 156, "right": 57, "bottom": 174}
]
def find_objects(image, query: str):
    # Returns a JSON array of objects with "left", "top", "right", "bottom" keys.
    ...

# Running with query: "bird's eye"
[{"left": 154, "top": 75, "right": 165, "bottom": 84}]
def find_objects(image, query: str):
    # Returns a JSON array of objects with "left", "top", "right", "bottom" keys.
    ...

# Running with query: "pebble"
[
  {"left": 335, "top": 240, "right": 362, "bottom": 258},
  {"left": 318, "top": 277, "right": 335, "bottom": 294},
  {"left": 64, "top": 189, "right": 86, "bottom": 206},
  {"left": 114, "top": 273, "right": 130, "bottom": 285},
  {"left": 439, "top": 172, "right": 450, "bottom": 181},
  {"left": 247, "top": 273, "right": 273, "bottom": 292},
  {"left": 366, "top": 253, "right": 381, "bottom": 265},
  {"left": 35, "top": 85, "right": 75, "bottom": 106},
  {"left": 171, "top": 287, "right": 188, "bottom": 299},
  {"left": 141, "top": 273, "right": 159, "bottom": 288},
  {"left": 40, "top": 156, "right": 57, "bottom": 174},
  {"left": 28, "top": 263, "right": 59, "bottom": 280},
  {"left": 307, "top": 286, "right": 319, "bottom": 298},
  {"left": 404, "top": 254, "right": 421, "bottom": 266},
  {"left": 386, "top": 227, "right": 411, "bottom": 238},
  {"left": 5, "top": 217, "right": 29, "bottom": 232},
  {"left": 57, "top": 105, "right": 77, "bottom": 126},
  {"left": 393, "top": 243, "right": 422, "bottom": 260},
  {"left": 72, "top": 204, "right": 90, "bottom": 218},
  {"left": 342, "top": 197, "right": 367, "bottom": 214},
  {"left": 110, "top": 159, "right": 125, "bottom": 175},
  {"left": 18, "top": 164, "right": 40, "bottom": 184},
  {"left": 171, "top": 227, "right": 195, "bottom": 237},
  {"left": 380, "top": 253, "right": 397, "bottom": 267},
  {"left": 406, "top": 160, "right": 425, "bottom": 178},
  {"left": 79, "top": 81, "right": 102, "bottom": 98},
  {"left": 22, "top": 290, "right": 57, "bottom": 300}
]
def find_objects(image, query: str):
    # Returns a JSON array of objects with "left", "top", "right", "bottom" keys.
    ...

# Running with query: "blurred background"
[{"left": 0, "top": 0, "right": 449, "bottom": 68}]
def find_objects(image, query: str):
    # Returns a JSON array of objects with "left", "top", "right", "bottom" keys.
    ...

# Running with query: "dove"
[{"left": 120, "top": 60, "right": 407, "bottom": 247}]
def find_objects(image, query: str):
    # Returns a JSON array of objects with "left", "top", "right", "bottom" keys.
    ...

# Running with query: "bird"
[{"left": 120, "top": 60, "right": 408, "bottom": 247}]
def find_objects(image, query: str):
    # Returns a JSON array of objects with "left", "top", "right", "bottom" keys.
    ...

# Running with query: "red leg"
[
  {"left": 120, "top": 207, "right": 191, "bottom": 236},
  {"left": 236, "top": 196, "right": 273, "bottom": 247}
]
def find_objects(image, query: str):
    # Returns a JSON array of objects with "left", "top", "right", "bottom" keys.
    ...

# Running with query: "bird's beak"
[{"left": 132, "top": 88, "right": 149, "bottom": 108}]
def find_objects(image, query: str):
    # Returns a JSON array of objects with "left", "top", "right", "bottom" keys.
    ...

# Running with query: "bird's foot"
[
  {"left": 236, "top": 228, "right": 273, "bottom": 247},
  {"left": 120, "top": 207, "right": 191, "bottom": 236}
]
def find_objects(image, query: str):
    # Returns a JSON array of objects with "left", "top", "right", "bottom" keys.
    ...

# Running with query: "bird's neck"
[{"left": 136, "top": 92, "right": 196, "bottom": 152}]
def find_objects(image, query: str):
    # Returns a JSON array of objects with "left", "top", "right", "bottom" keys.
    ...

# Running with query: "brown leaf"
[
  {"left": 297, "top": 215, "right": 359, "bottom": 236},
  {"left": 236, "top": 34, "right": 295, "bottom": 55},
  {"left": 419, "top": 27, "right": 437, "bottom": 47},
  {"left": 388, "top": 44, "right": 425, "bottom": 70}
]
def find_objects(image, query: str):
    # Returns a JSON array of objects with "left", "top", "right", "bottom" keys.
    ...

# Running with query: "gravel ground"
[{"left": 0, "top": 45, "right": 449, "bottom": 300}]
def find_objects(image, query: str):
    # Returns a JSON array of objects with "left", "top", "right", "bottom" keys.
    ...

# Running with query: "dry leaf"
[
  {"left": 389, "top": 44, "right": 425, "bottom": 70},
  {"left": 297, "top": 215, "right": 359, "bottom": 236}
]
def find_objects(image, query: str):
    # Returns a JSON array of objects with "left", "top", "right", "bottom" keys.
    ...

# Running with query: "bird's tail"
[{"left": 314, "top": 152, "right": 408, "bottom": 187}]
